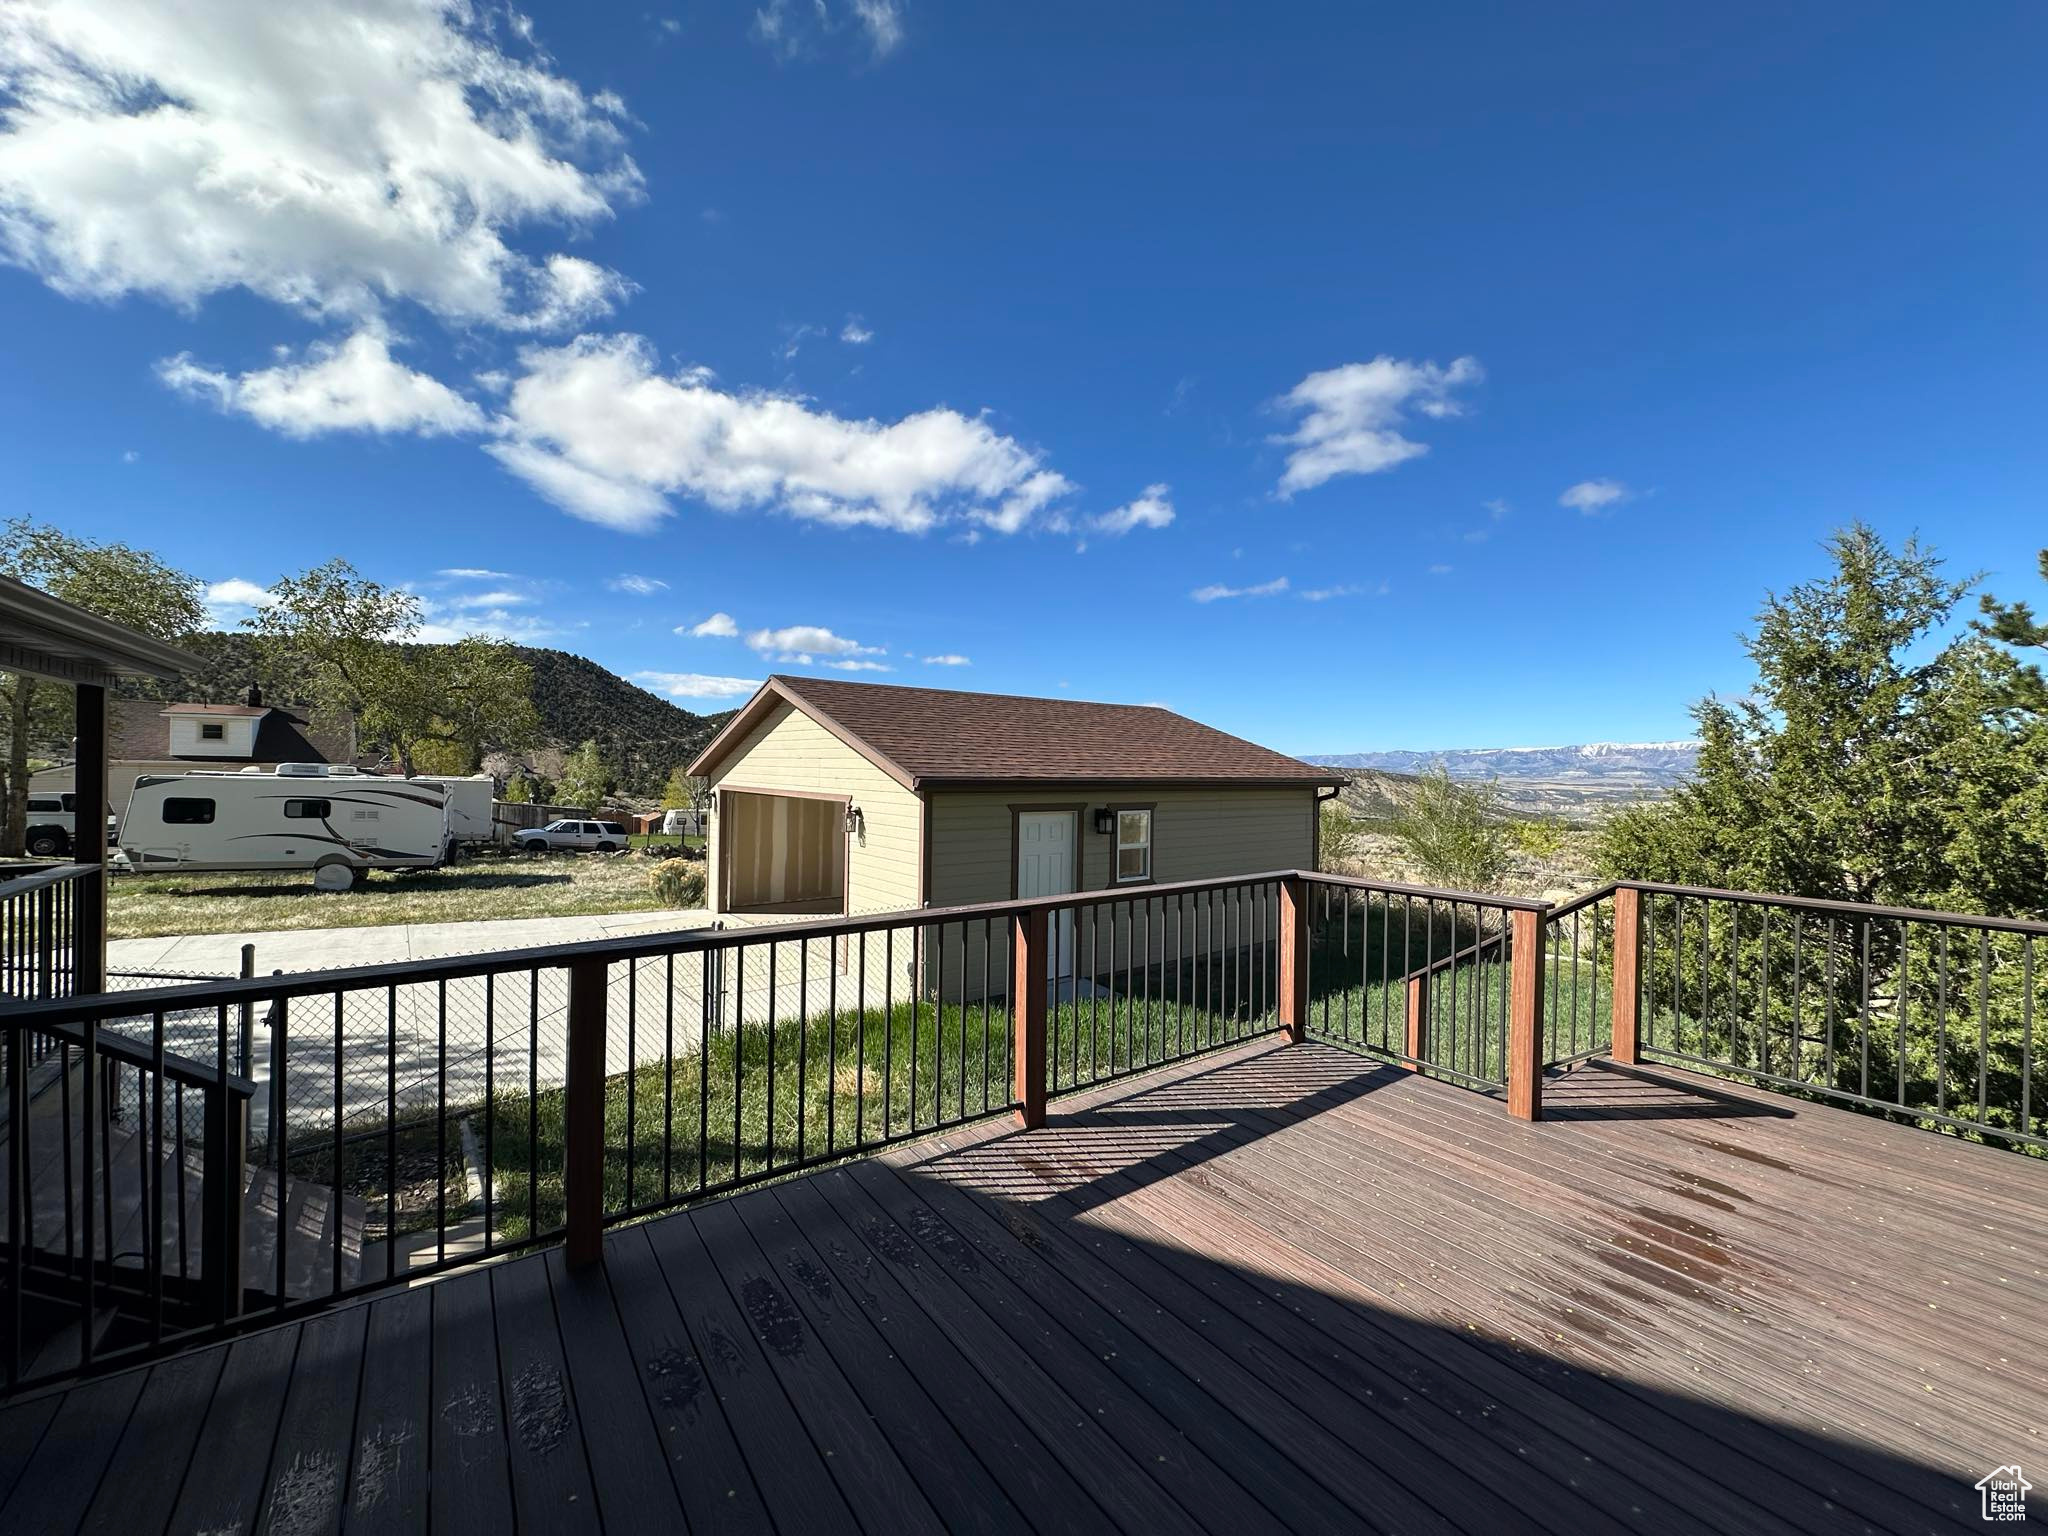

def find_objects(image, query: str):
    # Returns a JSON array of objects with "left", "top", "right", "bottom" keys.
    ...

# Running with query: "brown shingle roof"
[
  {"left": 106, "top": 697, "right": 358, "bottom": 765},
  {"left": 691, "top": 674, "right": 1341, "bottom": 789}
]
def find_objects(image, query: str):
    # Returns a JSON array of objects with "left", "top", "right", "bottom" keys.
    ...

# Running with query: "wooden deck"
[{"left": 0, "top": 1039, "right": 2041, "bottom": 1535}]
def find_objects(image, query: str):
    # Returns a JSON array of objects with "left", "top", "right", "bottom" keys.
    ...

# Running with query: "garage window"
[
  {"left": 162, "top": 798, "right": 215, "bottom": 825},
  {"left": 200, "top": 722, "right": 225, "bottom": 741},
  {"left": 1115, "top": 809, "right": 1152, "bottom": 882},
  {"left": 283, "top": 799, "right": 332, "bottom": 819}
]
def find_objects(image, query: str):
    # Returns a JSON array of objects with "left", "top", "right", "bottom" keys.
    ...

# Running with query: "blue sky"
[{"left": 3, "top": 1, "right": 2042, "bottom": 755}]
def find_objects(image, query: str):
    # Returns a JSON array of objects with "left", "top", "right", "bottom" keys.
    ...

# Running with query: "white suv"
[
  {"left": 514, "top": 819, "right": 628, "bottom": 854},
  {"left": 25, "top": 793, "right": 77, "bottom": 857}
]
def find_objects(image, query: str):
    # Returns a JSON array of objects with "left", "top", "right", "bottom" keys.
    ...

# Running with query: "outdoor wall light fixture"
[
  {"left": 845, "top": 805, "right": 864, "bottom": 838},
  {"left": 1093, "top": 808, "right": 1116, "bottom": 835}
]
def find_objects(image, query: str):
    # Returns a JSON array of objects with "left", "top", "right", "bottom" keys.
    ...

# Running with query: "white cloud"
[
  {"left": 753, "top": 0, "right": 903, "bottom": 60},
  {"left": 1091, "top": 483, "right": 1175, "bottom": 536},
  {"left": 1427, "top": 563, "right": 1453, "bottom": 575},
  {"left": 202, "top": 577, "right": 276, "bottom": 626},
  {"left": 609, "top": 574, "right": 668, "bottom": 595},
  {"left": 1299, "top": 583, "right": 1367, "bottom": 601},
  {"left": 824, "top": 658, "right": 891, "bottom": 672},
  {"left": 1272, "top": 356, "right": 1482, "bottom": 497},
  {"left": 0, "top": 0, "right": 639, "bottom": 330},
  {"left": 743, "top": 623, "right": 884, "bottom": 663},
  {"left": 685, "top": 612, "right": 739, "bottom": 638},
  {"left": 634, "top": 670, "right": 763, "bottom": 701},
  {"left": 841, "top": 317, "right": 873, "bottom": 345},
  {"left": 448, "top": 589, "right": 531, "bottom": 609},
  {"left": 1559, "top": 478, "right": 1630, "bottom": 514},
  {"left": 158, "top": 330, "right": 485, "bottom": 439},
  {"left": 1484, "top": 498, "right": 1511, "bottom": 519},
  {"left": 923, "top": 653, "right": 971, "bottom": 666},
  {"left": 490, "top": 333, "right": 1079, "bottom": 535},
  {"left": 850, "top": 0, "right": 905, "bottom": 54},
  {"left": 1191, "top": 577, "right": 1289, "bottom": 603},
  {"left": 439, "top": 567, "right": 513, "bottom": 581},
  {"left": 776, "top": 322, "right": 825, "bottom": 360},
  {"left": 120, "top": 449, "right": 138, "bottom": 464}
]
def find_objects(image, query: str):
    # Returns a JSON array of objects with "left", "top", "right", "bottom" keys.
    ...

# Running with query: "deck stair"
[{"left": 1, "top": 1043, "right": 365, "bottom": 1365}]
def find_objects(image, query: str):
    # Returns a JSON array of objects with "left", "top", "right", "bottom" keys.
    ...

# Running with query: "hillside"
[{"left": 118, "top": 632, "right": 729, "bottom": 796}]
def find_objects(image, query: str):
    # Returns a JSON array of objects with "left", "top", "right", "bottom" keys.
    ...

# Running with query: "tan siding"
[{"left": 707, "top": 699, "right": 922, "bottom": 916}]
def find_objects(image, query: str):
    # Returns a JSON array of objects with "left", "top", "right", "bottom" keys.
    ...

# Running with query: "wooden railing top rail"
[
  {"left": 0, "top": 862, "right": 96, "bottom": 901},
  {"left": 1618, "top": 879, "right": 2048, "bottom": 936},
  {"left": 17, "top": 1015, "right": 259, "bottom": 1099},
  {"left": 3, "top": 868, "right": 1532, "bottom": 1026}
]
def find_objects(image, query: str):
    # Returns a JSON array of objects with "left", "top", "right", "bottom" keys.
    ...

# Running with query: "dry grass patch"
[{"left": 107, "top": 853, "right": 670, "bottom": 939}]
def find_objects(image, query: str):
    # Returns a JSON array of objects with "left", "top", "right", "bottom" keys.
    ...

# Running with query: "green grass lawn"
[
  {"left": 478, "top": 986, "right": 1273, "bottom": 1241},
  {"left": 107, "top": 851, "right": 688, "bottom": 938}
]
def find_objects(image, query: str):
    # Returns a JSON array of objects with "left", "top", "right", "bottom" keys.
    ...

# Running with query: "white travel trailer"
[
  {"left": 410, "top": 774, "right": 497, "bottom": 843},
  {"left": 118, "top": 769, "right": 451, "bottom": 889}
]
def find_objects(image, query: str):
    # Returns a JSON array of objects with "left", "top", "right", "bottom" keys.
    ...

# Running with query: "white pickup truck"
[
  {"left": 25, "top": 793, "right": 78, "bottom": 857},
  {"left": 513, "top": 818, "right": 629, "bottom": 854}
]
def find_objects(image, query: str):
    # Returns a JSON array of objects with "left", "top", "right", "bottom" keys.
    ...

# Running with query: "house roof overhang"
[
  {"left": 685, "top": 678, "right": 919, "bottom": 792},
  {"left": 0, "top": 576, "right": 197, "bottom": 689},
  {"left": 686, "top": 677, "right": 1350, "bottom": 795}
]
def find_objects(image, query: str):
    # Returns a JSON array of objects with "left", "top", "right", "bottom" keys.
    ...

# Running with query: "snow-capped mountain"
[{"left": 1309, "top": 741, "right": 1698, "bottom": 789}]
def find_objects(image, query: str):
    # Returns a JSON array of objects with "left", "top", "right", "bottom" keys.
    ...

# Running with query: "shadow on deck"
[{"left": 0, "top": 1041, "right": 2041, "bottom": 1534}]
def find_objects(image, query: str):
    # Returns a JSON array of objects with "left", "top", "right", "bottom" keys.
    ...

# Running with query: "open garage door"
[{"left": 721, "top": 790, "right": 848, "bottom": 914}]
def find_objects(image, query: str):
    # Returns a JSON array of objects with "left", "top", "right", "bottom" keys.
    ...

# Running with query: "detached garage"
[{"left": 687, "top": 674, "right": 1343, "bottom": 922}]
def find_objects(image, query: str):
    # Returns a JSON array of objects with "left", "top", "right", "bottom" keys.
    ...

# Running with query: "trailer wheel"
[
  {"left": 26, "top": 829, "right": 67, "bottom": 858},
  {"left": 313, "top": 858, "right": 356, "bottom": 892}
]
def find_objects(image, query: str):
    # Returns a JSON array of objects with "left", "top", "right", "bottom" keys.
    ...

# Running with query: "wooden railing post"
[
  {"left": 1276, "top": 876, "right": 1310, "bottom": 1043},
  {"left": 1610, "top": 887, "right": 1641, "bottom": 1065},
  {"left": 565, "top": 956, "right": 608, "bottom": 1268},
  {"left": 1011, "top": 908, "right": 1047, "bottom": 1129},
  {"left": 1507, "top": 908, "right": 1545, "bottom": 1121},
  {"left": 1404, "top": 976, "right": 1426, "bottom": 1069}
]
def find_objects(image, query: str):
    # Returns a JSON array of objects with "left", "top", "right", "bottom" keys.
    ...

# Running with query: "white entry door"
[{"left": 1015, "top": 811, "right": 1076, "bottom": 979}]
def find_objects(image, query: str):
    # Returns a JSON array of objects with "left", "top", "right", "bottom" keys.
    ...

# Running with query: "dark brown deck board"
[
  {"left": 540, "top": 1246, "right": 687, "bottom": 1536},
  {"left": 2, "top": 1039, "right": 2041, "bottom": 1534},
  {"left": 342, "top": 1287, "right": 429, "bottom": 1536},
  {"left": 167, "top": 1323, "right": 300, "bottom": 1536},
  {"left": 77, "top": 1344, "right": 227, "bottom": 1536},
  {"left": 428, "top": 1268, "right": 513, "bottom": 1536},
  {"left": 722, "top": 1187, "right": 1030, "bottom": 1535},
  {"left": 256, "top": 1304, "right": 367, "bottom": 1536},
  {"left": 0, "top": 1367, "right": 141, "bottom": 1535},
  {"left": 490, "top": 1249, "right": 599, "bottom": 1536},
  {"left": 641, "top": 1205, "right": 859, "bottom": 1536},
  {"left": 599, "top": 1222, "right": 774, "bottom": 1534}
]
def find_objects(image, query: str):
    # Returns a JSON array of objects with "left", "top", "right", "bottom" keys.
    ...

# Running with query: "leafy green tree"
[
  {"left": 1598, "top": 527, "right": 2048, "bottom": 1139},
  {"left": 251, "top": 561, "right": 541, "bottom": 775},
  {"left": 1975, "top": 547, "right": 2048, "bottom": 712},
  {"left": 1317, "top": 799, "right": 1364, "bottom": 873},
  {"left": 1386, "top": 765, "right": 1510, "bottom": 891},
  {"left": 556, "top": 739, "right": 612, "bottom": 813},
  {"left": 1597, "top": 524, "right": 2042, "bottom": 914},
  {"left": 0, "top": 519, "right": 205, "bottom": 853},
  {"left": 1505, "top": 815, "right": 1570, "bottom": 863},
  {"left": 660, "top": 765, "right": 693, "bottom": 812},
  {"left": 503, "top": 772, "right": 535, "bottom": 805}
]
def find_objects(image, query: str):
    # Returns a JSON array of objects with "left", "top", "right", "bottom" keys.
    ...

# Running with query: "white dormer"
[{"left": 163, "top": 704, "right": 266, "bottom": 758}]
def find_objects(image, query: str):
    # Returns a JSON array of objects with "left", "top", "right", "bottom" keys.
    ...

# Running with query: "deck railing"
[
  {"left": 0, "top": 864, "right": 97, "bottom": 1005},
  {"left": 1, "top": 867, "right": 2041, "bottom": 1395}
]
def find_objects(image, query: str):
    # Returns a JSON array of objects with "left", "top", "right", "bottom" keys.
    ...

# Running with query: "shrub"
[
  {"left": 649, "top": 858, "right": 707, "bottom": 909},
  {"left": 1386, "top": 764, "right": 1510, "bottom": 892}
]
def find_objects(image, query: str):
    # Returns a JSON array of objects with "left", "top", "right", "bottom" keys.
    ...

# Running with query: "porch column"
[{"left": 72, "top": 682, "right": 107, "bottom": 994}]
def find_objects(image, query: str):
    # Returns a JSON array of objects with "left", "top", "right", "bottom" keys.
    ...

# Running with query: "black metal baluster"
[
  {"left": 332, "top": 992, "right": 344, "bottom": 1297},
  {"left": 387, "top": 985, "right": 398, "bottom": 1283}
]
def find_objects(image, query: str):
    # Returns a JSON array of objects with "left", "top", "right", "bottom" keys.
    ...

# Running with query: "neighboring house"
[
  {"left": 29, "top": 684, "right": 360, "bottom": 823},
  {"left": 686, "top": 675, "right": 1343, "bottom": 921}
]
